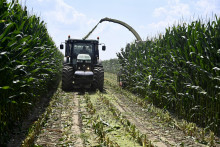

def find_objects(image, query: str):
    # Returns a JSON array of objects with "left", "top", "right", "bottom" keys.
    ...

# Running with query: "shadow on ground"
[{"left": 7, "top": 87, "right": 58, "bottom": 147}]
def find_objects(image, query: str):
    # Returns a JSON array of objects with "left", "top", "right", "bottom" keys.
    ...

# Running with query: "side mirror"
[
  {"left": 102, "top": 45, "right": 106, "bottom": 51},
  {"left": 60, "top": 44, "right": 64, "bottom": 49}
]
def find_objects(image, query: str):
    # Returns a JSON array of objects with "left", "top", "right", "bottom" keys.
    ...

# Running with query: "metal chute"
[{"left": 83, "top": 17, "right": 142, "bottom": 41}]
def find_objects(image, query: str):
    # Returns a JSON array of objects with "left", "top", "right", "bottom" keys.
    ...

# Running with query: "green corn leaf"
[
  {"left": 27, "top": 77, "right": 35, "bottom": 82},
  {"left": 0, "top": 20, "right": 6, "bottom": 23},
  {"left": 1, "top": 86, "right": 10, "bottom": 89},
  {"left": 0, "top": 22, "right": 15, "bottom": 40},
  {"left": 31, "top": 68, "right": 39, "bottom": 73},
  {"left": 11, "top": 101, "right": 17, "bottom": 104}
]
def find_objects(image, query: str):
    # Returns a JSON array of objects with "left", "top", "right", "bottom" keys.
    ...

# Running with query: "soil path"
[
  {"left": 34, "top": 91, "right": 83, "bottom": 147},
  {"left": 17, "top": 73, "right": 219, "bottom": 146}
]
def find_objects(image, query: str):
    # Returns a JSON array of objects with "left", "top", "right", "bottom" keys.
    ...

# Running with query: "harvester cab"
[
  {"left": 60, "top": 36, "right": 106, "bottom": 91},
  {"left": 60, "top": 17, "right": 141, "bottom": 91}
]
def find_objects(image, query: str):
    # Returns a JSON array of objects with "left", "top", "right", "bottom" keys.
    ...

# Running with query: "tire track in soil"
[
  {"left": 28, "top": 72, "right": 216, "bottom": 146},
  {"left": 105, "top": 84, "right": 207, "bottom": 147},
  {"left": 73, "top": 93, "right": 84, "bottom": 147},
  {"left": 34, "top": 91, "right": 83, "bottom": 147},
  {"left": 78, "top": 94, "right": 101, "bottom": 147},
  {"left": 80, "top": 91, "right": 144, "bottom": 146}
]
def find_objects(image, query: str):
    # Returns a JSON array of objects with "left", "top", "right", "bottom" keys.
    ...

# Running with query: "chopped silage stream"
[{"left": 24, "top": 73, "right": 219, "bottom": 147}]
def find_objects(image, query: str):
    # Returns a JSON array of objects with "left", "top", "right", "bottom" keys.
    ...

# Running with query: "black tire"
[
  {"left": 92, "top": 67, "right": 104, "bottom": 91},
  {"left": 62, "top": 65, "right": 74, "bottom": 91}
]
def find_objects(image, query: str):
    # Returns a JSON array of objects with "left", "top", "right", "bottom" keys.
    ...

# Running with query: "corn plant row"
[
  {"left": 96, "top": 91, "right": 153, "bottom": 146},
  {"left": 102, "top": 58, "right": 120, "bottom": 74},
  {"left": 105, "top": 75, "right": 219, "bottom": 146},
  {"left": 117, "top": 16, "right": 220, "bottom": 135},
  {"left": 0, "top": 0, "right": 63, "bottom": 144}
]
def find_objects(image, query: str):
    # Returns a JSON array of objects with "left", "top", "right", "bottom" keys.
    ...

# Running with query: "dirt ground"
[
  {"left": 34, "top": 91, "right": 84, "bottom": 147},
  {"left": 7, "top": 73, "right": 220, "bottom": 147},
  {"left": 7, "top": 90, "right": 56, "bottom": 147}
]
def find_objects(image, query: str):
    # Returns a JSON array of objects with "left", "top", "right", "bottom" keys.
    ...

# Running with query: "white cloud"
[
  {"left": 149, "top": 0, "right": 191, "bottom": 35},
  {"left": 195, "top": 0, "right": 220, "bottom": 15},
  {"left": 169, "top": 2, "right": 190, "bottom": 17},
  {"left": 153, "top": 0, "right": 190, "bottom": 18},
  {"left": 148, "top": 16, "right": 176, "bottom": 32},
  {"left": 140, "top": 0, "right": 220, "bottom": 40},
  {"left": 153, "top": 7, "right": 167, "bottom": 17},
  {"left": 44, "top": 0, "right": 86, "bottom": 25}
]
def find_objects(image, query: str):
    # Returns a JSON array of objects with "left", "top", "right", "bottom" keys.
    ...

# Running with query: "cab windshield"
[
  {"left": 73, "top": 43, "right": 93, "bottom": 56},
  {"left": 67, "top": 43, "right": 94, "bottom": 64}
]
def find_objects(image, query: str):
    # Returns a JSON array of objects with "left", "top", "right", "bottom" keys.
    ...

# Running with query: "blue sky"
[{"left": 21, "top": 0, "right": 220, "bottom": 60}]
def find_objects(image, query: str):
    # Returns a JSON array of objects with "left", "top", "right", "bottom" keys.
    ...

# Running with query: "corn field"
[
  {"left": 102, "top": 58, "right": 120, "bottom": 74},
  {"left": 117, "top": 16, "right": 220, "bottom": 135},
  {"left": 0, "top": 0, "right": 63, "bottom": 144}
]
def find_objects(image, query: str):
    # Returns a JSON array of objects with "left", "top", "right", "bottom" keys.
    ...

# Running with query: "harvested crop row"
[
  {"left": 32, "top": 90, "right": 82, "bottom": 146},
  {"left": 104, "top": 72, "right": 220, "bottom": 146},
  {"left": 81, "top": 91, "right": 148, "bottom": 146},
  {"left": 96, "top": 91, "right": 153, "bottom": 146},
  {"left": 81, "top": 93, "right": 121, "bottom": 146}
]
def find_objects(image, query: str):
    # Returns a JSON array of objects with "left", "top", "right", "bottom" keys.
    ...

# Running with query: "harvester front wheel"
[
  {"left": 92, "top": 67, "right": 104, "bottom": 91},
  {"left": 62, "top": 65, "right": 74, "bottom": 91}
]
